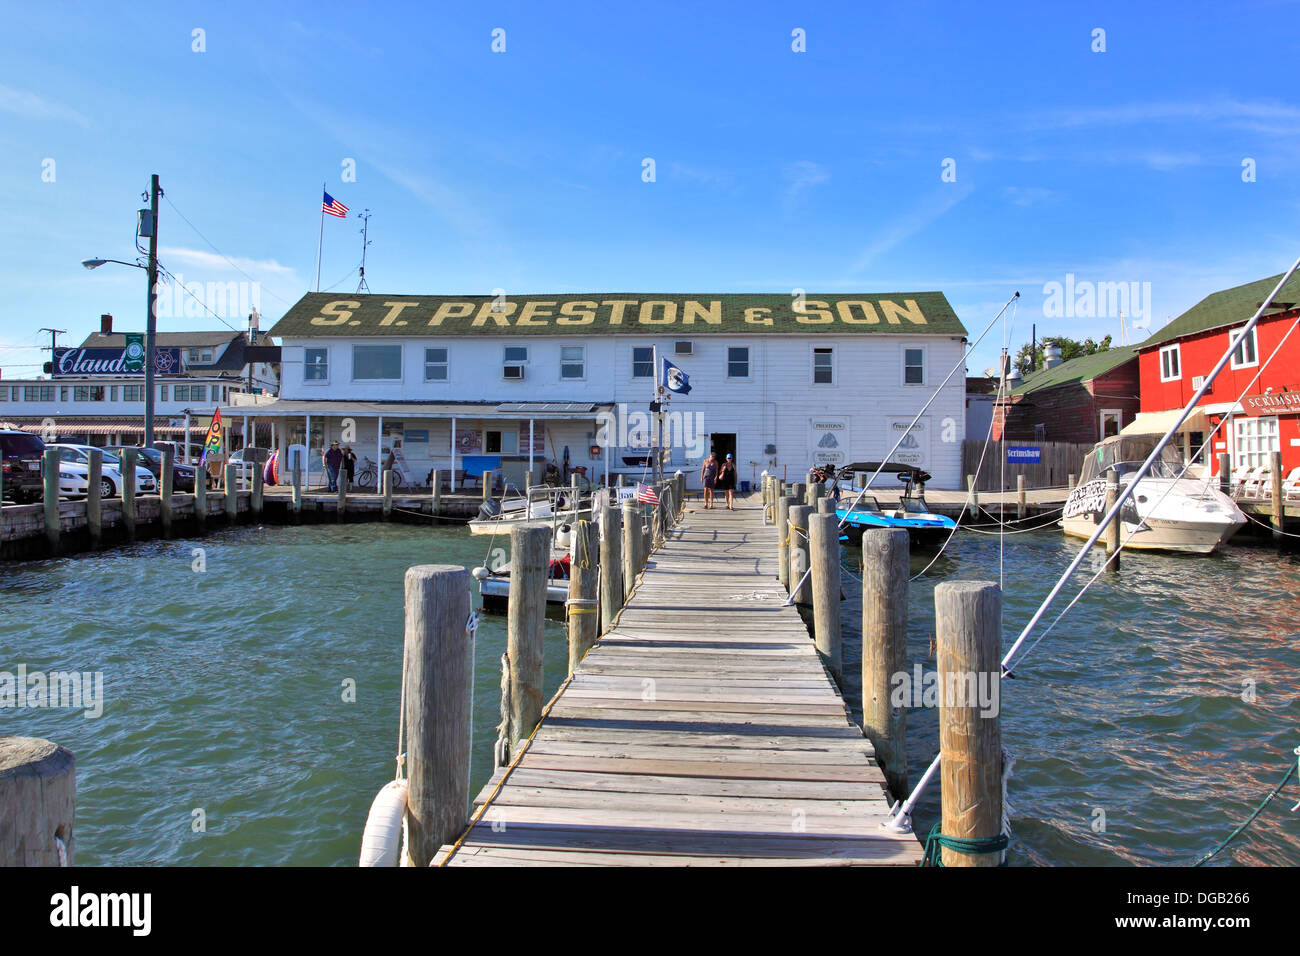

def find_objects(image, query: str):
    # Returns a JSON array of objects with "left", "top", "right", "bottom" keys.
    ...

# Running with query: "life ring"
[{"left": 359, "top": 779, "right": 408, "bottom": 867}]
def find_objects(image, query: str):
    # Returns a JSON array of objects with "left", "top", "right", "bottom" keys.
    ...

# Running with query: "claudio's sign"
[{"left": 52, "top": 347, "right": 183, "bottom": 377}]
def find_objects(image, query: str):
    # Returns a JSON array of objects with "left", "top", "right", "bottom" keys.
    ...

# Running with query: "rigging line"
[
  {"left": 999, "top": 297, "right": 1019, "bottom": 596},
  {"left": 163, "top": 194, "right": 294, "bottom": 307},
  {"left": 155, "top": 265, "right": 243, "bottom": 335},
  {"left": 885, "top": 256, "right": 1300, "bottom": 834},
  {"left": 321, "top": 260, "right": 363, "bottom": 293}
]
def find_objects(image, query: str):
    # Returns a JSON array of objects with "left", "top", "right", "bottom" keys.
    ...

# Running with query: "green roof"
[
  {"left": 1011, "top": 345, "right": 1138, "bottom": 396},
  {"left": 267, "top": 292, "right": 967, "bottom": 338},
  {"left": 1138, "top": 272, "right": 1300, "bottom": 350}
]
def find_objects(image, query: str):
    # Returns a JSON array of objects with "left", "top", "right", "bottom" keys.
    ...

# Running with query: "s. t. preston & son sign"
[{"left": 52, "top": 347, "right": 183, "bottom": 377}]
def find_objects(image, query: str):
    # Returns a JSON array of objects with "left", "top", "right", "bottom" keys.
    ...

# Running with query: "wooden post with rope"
[
  {"left": 935, "top": 580, "right": 1003, "bottom": 867},
  {"left": 1270, "top": 449, "right": 1284, "bottom": 543},
  {"left": 430, "top": 469, "right": 442, "bottom": 519},
  {"left": 382, "top": 469, "right": 394, "bottom": 519},
  {"left": 507, "top": 524, "right": 549, "bottom": 753},
  {"left": 966, "top": 474, "right": 979, "bottom": 520},
  {"left": 225, "top": 462, "right": 238, "bottom": 523},
  {"left": 401, "top": 564, "right": 471, "bottom": 867},
  {"left": 0, "top": 737, "right": 75, "bottom": 866},
  {"left": 777, "top": 494, "right": 796, "bottom": 590},
  {"left": 788, "top": 504, "right": 813, "bottom": 606},
  {"left": 1016, "top": 474, "right": 1026, "bottom": 521},
  {"left": 1104, "top": 470, "right": 1121, "bottom": 568},
  {"left": 862, "top": 528, "right": 909, "bottom": 799},
  {"left": 621, "top": 499, "right": 640, "bottom": 601},
  {"left": 599, "top": 500, "right": 622, "bottom": 633},
  {"left": 289, "top": 464, "right": 300, "bottom": 519},
  {"left": 41, "top": 448, "right": 60, "bottom": 553},
  {"left": 86, "top": 448, "right": 102, "bottom": 547},
  {"left": 808, "top": 512, "right": 842, "bottom": 684},
  {"left": 251, "top": 455, "right": 264, "bottom": 517},
  {"left": 568, "top": 518, "right": 600, "bottom": 674},
  {"left": 160, "top": 446, "right": 174, "bottom": 536},
  {"left": 121, "top": 448, "right": 138, "bottom": 540}
]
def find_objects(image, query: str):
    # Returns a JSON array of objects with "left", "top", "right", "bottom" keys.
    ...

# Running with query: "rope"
[
  {"left": 1193, "top": 745, "right": 1299, "bottom": 866},
  {"left": 1241, "top": 509, "right": 1300, "bottom": 538},
  {"left": 465, "top": 609, "right": 478, "bottom": 821},
  {"left": 921, "top": 824, "right": 1008, "bottom": 867}
]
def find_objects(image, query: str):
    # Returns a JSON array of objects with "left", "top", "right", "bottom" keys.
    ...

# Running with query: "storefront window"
[{"left": 1233, "top": 416, "right": 1278, "bottom": 470}]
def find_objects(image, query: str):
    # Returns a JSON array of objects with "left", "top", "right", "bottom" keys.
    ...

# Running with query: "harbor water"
[{"left": 2, "top": 519, "right": 1296, "bottom": 866}]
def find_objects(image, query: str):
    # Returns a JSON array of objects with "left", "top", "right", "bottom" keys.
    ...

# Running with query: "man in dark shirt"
[{"left": 323, "top": 440, "right": 343, "bottom": 492}]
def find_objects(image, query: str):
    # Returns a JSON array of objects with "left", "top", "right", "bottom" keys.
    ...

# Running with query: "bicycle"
[{"left": 357, "top": 457, "right": 406, "bottom": 491}]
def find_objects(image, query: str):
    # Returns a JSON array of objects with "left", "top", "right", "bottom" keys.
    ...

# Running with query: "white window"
[
  {"left": 1230, "top": 326, "right": 1258, "bottom": 369},
  {"left": 1100, "top": 409, "right": 1122, "bottom": 438},
  {"left": 903, "top": 347, "right": 926, "bottom": 386},
  {"left": 424, "top": 347, "right": 449, "bottom": 382},
  {"left": 485, "top": 430, "right": 519, "bottom": 454},
  {"left": 632, "top": 346, "right": 654, "bottom": 378},
  {"left": 727, "top": 347, "right": 749, "bottom": 379},
  {"left": 813, "top": 347, "right": 834, "bottom": 385},
  {"left": 123, "top": 385, "right": 144, "bottom": 402},
  {"left": 304, "top": 348, "right": 329, "bottom": 382},
  {"left": 173, "top": 385, "right": 189, "bottom": 402},
  {"left": 504, "top": 346, "right": 528, "bottom": 380},
  {"left": 1160, "top": 344, "right": 1181, "bottom": 382},
  {"left": 186, "top": 347, "right": 214, "bottom": 364},
  {"left": 1234, "top": 416, "right": 1278, "bottom": 470},
  {"left": 353, "top": 344, "right": 402, "bottom": 380},
  {"left": 560, "top": 345, "right": 585, "bottom": 380}
]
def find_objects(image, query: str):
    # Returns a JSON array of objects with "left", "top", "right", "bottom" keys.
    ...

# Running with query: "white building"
[{"left": 232, "top": 293, "right": 968, "bottom": 491}]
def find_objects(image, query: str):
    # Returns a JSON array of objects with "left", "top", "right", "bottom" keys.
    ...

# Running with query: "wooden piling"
[
  {"left": 935, "top": 580, "right": 1003, "bottom": 867},
  {"left": 567, "top": 518, "right": 600, "bottom": 674},
  {"left": 1104, "top": 470, "right": 1121, "bottom": 567},
  {"left": 507, "top": 524, "right": 550, "bottom": 753},
  {"left": 196, "top": 465, "right": 208, "bottom": 527},
  {"left": 484, "top": 470, "right": 496, "bottom": 502},
  {"left": 808, "top": 480, "right": 825, "bottom": 509},
  {"left": 1016, "top": 474, "right": 1026, "bottom": 521},
  {"left": 816, "top": 497, "right": 835, "bottom": 514},
  {"left": 41, "top": 448, "right": 59, "bottom": 552},
  {"left": 289, "top": 465, "right": 301, "bottom": 516},
  {"left": 861, "top": 528, "right": 909, "bottom": 799},
  {"left": 0, "top": 737, "right": 75, "bottom": 866},
  {"left": 159, "top": 447, "right": 174, "bottom": 536},
  {"left": 1218, "top": 453, "right": 1231, "bottom": 497},
  {"left": 224, "top": 462, "right": 238, "bottom": 523},
  {"left": 791, "top": 481, "right": 806, "bottom": 503},
  {"left": 250, "top": 456, "right": 263, "bottom": 517},
  {"left": 777, "top": 494, "right": 796, "bottom": 590},
  {"left": 621, "top": 499, "right": 640, "bottom": 601},
  {"left": 86, "top": 448, "right": 102, "bottom": 547},
  {"left": 599, "top": 501, "right": 622, "bottom": 633},
  {"left": 808, "top": 512, "right": 842, "bottom": 683},
  {"left": 788, "top": 504, "right": 813, "bottom": 605},
  {"left": 1067, "top": 473, "right": 1076, "bottom": 493},
  {"left": 121, "top": 448, "right": 138, "bottom": 539},
  {"left": 401, "top": 565, "right": 471, "bottom": 867},
  {"left": 1270, "top": 449, "right": 1284, "bottom": 543},
  {"left": 382, "top": 469, "right": 394, "bottom": 519},
  {"left": 337, "top": 471, "right": 348, "bottom": 518},
  {"left": 640, "top": 507, "right": 652, "bottom": 562},
  {"left": 966, "top": 474, "right": 978, "bottom": 519},
  {"left": 430, "top": 469, "right": 442, "bottom": 518}
]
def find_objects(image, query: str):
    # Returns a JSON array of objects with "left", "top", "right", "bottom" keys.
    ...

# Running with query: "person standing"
[
  {"left": 716, "top": 453, "right": 738, "bottom": 511},
  {"left": 323, "top": 440, "right": 343, "bottom": 492},
  {"left": 341, "top": 444, "right": 357, "bottom": 489},
  {"left": 700, "top": 452, "right": 718, "bottom": 509}
]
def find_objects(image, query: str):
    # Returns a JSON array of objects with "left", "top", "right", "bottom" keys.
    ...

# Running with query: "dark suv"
[{"left": 0, "top": 429, "right": 46, "bottom": 503}]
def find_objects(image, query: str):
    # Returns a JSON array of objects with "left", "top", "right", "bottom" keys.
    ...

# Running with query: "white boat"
[
  {"left": 474, "top": 522, "right": 576, "bottom": 616},
  {"left": 1061, "top": 434, "right": 1245, "bottom": 554},
  {"left": 467, "top": 484, "right": 594, "bottom": 535}
]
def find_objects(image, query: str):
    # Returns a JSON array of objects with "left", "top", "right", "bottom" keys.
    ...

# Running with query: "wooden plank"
[{"left": 516, "top": 753, "right": 883, "bottom": 783}]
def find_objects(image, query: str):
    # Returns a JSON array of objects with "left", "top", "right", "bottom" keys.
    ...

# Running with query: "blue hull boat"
[{"left": 825, "top": 461, "right": 957, "bottom": 547}]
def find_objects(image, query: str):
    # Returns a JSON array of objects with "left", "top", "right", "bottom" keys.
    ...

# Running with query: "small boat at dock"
[
  {"left": 833, "top": 463, "right": 958, "bottom": 546},
  {"left": 468, "top": 484, "right": 594, "bottom": 535}
]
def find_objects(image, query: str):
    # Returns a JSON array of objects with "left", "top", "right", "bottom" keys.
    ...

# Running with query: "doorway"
[{"left": 710, "top": 432, "right": 736, "bottom": 462}]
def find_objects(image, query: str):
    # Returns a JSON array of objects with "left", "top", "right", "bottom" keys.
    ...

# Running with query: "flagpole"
[
  {"left": 652, "top": 345, "right": 661, "bottom": 487},
  {"left": 314, "top": 181, "right": 325, "bottom": 292}
]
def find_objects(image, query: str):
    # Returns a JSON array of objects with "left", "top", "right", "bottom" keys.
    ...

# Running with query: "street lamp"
[{"left": 80, "top": 173, "right": 162, "bottom": 446}]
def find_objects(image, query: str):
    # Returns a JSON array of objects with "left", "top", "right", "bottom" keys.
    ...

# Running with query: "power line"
[{"left": 162, "top": 194, "right": 294, "bottom": 307}]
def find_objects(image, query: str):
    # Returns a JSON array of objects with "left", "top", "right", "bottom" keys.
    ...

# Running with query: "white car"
[{"left": 47, "top": 444, "right": 157, "bottom": 499}]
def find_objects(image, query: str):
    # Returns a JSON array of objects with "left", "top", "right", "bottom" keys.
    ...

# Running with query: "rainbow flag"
[{"left": 199, "top": 408, "right": 224, "bottom": 465}]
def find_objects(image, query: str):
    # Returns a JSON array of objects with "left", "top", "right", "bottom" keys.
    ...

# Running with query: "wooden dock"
[{"left": 435, "top": 497, "right": 922, "bottom": 866}]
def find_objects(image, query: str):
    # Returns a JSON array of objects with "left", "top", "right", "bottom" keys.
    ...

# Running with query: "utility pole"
[
  {"left": 38, "top": 328, "right": 66, "bottom": 372},
  {"left": 356, "top": 209, "right": 372, "bottom": 293},
  {"left": 143, "top": 173, "right": 162, "bottom": 447}
]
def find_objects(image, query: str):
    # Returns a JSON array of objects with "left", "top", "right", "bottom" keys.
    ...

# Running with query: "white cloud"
[
  {"left": 847, "top": 182, "right": 974, "bottom": 274},
  {"left": 0, "top": 83, "right": 89, "bottom": 126},
  {"left": 783, "top": 160, "right": 830, "bottom": 200},
  {"left": 159, "top": 246, "right": 297, "bottom": 278}
]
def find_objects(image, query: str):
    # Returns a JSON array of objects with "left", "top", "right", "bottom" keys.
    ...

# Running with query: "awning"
[
  {"left": 1120, "top": 404, "right": 1241, "bottom": 436},
  {"left": 217, "top": 399, "right": 615, "bottom": 420},
  {"left": 13, "top": 421, "right": 206, "bottom": 435}
]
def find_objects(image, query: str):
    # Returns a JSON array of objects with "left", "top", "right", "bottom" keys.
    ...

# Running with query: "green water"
[{"left": 2, "top": 522, "right": 1296, "bottom": 865}]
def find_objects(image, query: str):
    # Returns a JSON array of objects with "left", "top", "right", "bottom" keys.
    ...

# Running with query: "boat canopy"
[{"left": 1079, "top": 434, "right": 1184, "bottom": 483}]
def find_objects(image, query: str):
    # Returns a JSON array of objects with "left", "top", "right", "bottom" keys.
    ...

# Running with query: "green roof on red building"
[
  {"left": 1137, "top": 272, "right": 1300, "bottom": 350},
  {"left": 1010, "top": 345, "right": 1138, "bottom": 396}
]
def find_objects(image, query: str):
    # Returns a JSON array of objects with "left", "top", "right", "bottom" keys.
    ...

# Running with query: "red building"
[
  {"left": 992, "top": 346, "right": 1140, "bottom": 443},
  {"left": 1130, "top": 272, "right": 1300, "bottom": 477}
]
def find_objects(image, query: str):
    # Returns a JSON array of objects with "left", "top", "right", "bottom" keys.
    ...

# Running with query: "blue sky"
[{"left": 2, "top": 0, "right": 1298, "bottom": 380}]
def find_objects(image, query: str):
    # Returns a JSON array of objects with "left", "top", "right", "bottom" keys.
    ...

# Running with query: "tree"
[{"left": 1012, "top": 334, "right": 1111, "bottom": 376}]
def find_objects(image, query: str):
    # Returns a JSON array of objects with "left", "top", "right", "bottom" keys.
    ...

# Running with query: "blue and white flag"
[{"left": 662, "top": 357, "right": 691, "bottom": 394}]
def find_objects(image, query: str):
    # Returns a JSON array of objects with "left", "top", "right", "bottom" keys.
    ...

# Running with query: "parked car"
[
  {"left": 0, "top": 429, "right": 45, "bottom": 503},
  {"left": 47, "top": 444, "right": 156, "bottom": 498},
  {"left": 225, "top": 447, "right": 270, "bottom": 486},
  {"left": 105, "top": 445, "right": 197, "bottom": 492}
]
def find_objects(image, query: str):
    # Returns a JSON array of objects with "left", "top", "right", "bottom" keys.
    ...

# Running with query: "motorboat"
[
  {"left": 832, "top": 463, "right": 958, "bottom": 547},
  {"left": 468, "top": 483, "right": 595, "bottom": 535},
  {"left": 1061, "top": 434, "right": 1245, "bottom": 554}
]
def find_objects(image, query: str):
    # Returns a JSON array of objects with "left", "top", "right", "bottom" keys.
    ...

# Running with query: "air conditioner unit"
[
  {"left": 503, "top": 365, "right": 525, "bottom": 380},
  {"left": 1192, "top": 375, "right": 1209, "bottom": 391},
  {"left": 674, "top": 340, "right": 693, "bottom": 356}
]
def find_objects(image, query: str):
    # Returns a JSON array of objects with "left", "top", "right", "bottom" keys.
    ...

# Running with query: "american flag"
[
  {"left": 636, "top": 482, "right": 659, "bottom": 505},
  {"left": 322, "top": 191, "right": 349, "bottom": 218}
]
